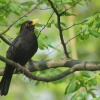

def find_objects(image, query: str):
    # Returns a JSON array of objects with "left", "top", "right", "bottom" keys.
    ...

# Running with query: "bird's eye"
[{"left": 25, "top": 23, "right": 29, "bottom": 26}]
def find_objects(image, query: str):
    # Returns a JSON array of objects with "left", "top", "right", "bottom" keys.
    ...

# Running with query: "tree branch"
[
  {"left": 26, "top": 59, "right": 100, "bottom": 72},
  {"left": 60, "top": 0, "right": 82, "bottom": 16},
  {"left": 47, "top": 0, "right": 59, "bottom": 15},
  {"left": 0, "top": 35, "right": 11, "bottom": 46},
  {"left": 48, "top": 0, "right": 69, "bottom": 58},
  {"left": 63, "top": 20, "right": 88, "bottom": 31},
  {"left": 38, "top": 11, "right": 54, "bottom": 37},
  {"left": 0, "top": 0, "right": 42, "bottom": 37},
  {"left": 65, "top": 31, "right": 82, "bottom": 45},
  {"left": 57, "top": 16, "right": 69, "bottom": 57},
  {"left": 0, "top": 55, "right": 100, "bottom": 82}
]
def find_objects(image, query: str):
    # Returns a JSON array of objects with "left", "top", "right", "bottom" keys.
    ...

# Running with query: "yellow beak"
[{"left": 32, "top": 19, "right": 39, "bottom": 25}]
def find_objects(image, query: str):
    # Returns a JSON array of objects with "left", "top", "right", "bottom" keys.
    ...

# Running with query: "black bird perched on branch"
[{"left": 0, "top": 19, "right": 39, "bottom": 96}]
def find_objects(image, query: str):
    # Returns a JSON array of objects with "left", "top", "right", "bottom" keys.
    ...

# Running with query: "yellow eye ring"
[{"left": 25, "top": 23, "right": 29, "bottom": 26}]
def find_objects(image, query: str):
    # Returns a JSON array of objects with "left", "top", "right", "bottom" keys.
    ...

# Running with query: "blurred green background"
[{"left": 0, "top": 0, "right": 100, "bottom": 100}]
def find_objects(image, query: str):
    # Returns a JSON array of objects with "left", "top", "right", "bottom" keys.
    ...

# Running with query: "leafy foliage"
[
  {"left": 0, "top": 0, "right": 100, "bottom": 99},
  {"left": 65, "top": 72, "right": 100, "bottom": 99},
  {"left": 77, "top": 12, "right": 100, "bottom": 40}
]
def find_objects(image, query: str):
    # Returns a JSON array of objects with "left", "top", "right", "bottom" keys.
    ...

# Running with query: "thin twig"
[
  {"left": 60, "top": 0, "right": 82, "bottom": 16},
  {"left": 41, "top": 43, "right": 61, "bottom": 60},
  {"left": 41, "top": 31, "right": 82, "bottom": 60},
  {"left": 41, "top": 19, "right": 88, "bottom": 60},
  {"left": 0, "top": 35, "right": 11, "bottom": 46},
  {"left": 0, "top": 0, "right": 42, "bottom": 37},
  {"left": 36, "top": 7, "right": 51, "bottom": 10},
  {"left": 38, "top": 11, "right": 54, "bottom": 37},
  {"left": 65, "top": 31, "right": 82, "bottom": 45},
  {"left": 63, "top": 20, "right": 88, "bottom": 31}
]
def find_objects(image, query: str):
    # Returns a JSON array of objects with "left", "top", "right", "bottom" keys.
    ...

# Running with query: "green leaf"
[
  {"left": 54, "top": 21, "right": 58, "bottom": 28},
  {"left": 58, "top": 9, "right": 65, "bottom": 14},
  {"left": 67, "top": 0, "right": 80, "bottom": 6},
  {"left": 62, "top": 0, "right": 68, "bottom": 3},
  {"left": 83, "top": 29, "right": 89, "bottom": 39},
  {"left": 73, "top": 0, "right": 78, "bottom": 2},
  {"left": 76, "top": 76, "right": 85, "bottom": 87},
  {"left": 34, "top": 30, "right": 39, "bottom": 36},
  {"left": 65, "top": 80, "right": 77, "bottom": 94},
  {"left": 38, "top": 33, "right": 61, "bottom": 51},
  {"left": 46, "top": 20, "right": 55, "bottom": 28},
  {"left": 87, "top": 15, "right": 98, "bottom": 27},
  {"left": 48, "top": 45, "right": 61, "bottom": 52},
  {"left": 78, "top": 34, "right": 85, "bottom": 40},
  {"left": 88, "top": 21, "right": 94, "bottom": 27},
  {"left": 88, "top": 88, "right": 96, "bottom": 98},
  {"left": 64, "top": 12, "right": 76, "bottom": 16},
  {"left": 97, "top": 73, "right": 100, "bottom": 82},
  {"left": 71, "top": 89, "right": 87, "bottom": 100},
  {"left": 38, "top": 33, "right": 48, "bottom": 50},
  {"left": 85, "top": 77, "right": 97, "bottom": 86},
  {"left": 87, "top": 16, "right": 95, "bottom": 24},
  {"left": 89, "top": 30, "right": 100, "bottom": 38},
  {"left": 0, "top": 0, "right": 6, "bottom": 3},
  {"left": 38, "top": 41, "right": 45, "bottom": 50},
  {"left": 95, "top": 21, "right": 100, "bottom": 28},
  {"left": 93, "top": 11, "right": 100, "bottom": 15},
  {"left": 62, "top": 0, "right": 72, "bottom": 3},
  {"left": 14, "top": 18, "right": 27, "bottom": 28},
  {"left": 21, "top": 1, "right": 34, "bottom": 7},
  {"left": 54, "top": 0, "right": 62, "bottom": 5},
  {"left": 92, "top": 97, "right": 100, "bottom": 100},
  {"left": 35, "top": 23, "right": 43, "bottom": 27},
  {"left": 80, "top": 71, "right": 91, "bottom": 78},
  {"left": 46, "top": 23, "right": 51, "bottom": 28},
  {"left": 83, "top": 33, "right": 89, "bottom": 39},
  {"left": 9, "top": 3, "right": 22, "bottom": 15},
  {"left": 60, "top": 22, "right": 66, "bottom": 27},
  {"left": 0, "top": 20, "right": 8, "bottom": 26}
]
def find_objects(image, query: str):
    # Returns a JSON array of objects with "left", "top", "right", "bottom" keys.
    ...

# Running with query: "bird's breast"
[
  {"left": 20, "top": 32, "right": 38, "bottom": 52},
  {"left": 12, "top": 31, "right": 38, "bottom": 65}
]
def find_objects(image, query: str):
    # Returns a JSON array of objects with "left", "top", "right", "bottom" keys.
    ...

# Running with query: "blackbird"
[{"left": 0, "top": 19, "right": 38, "bottom": 96}]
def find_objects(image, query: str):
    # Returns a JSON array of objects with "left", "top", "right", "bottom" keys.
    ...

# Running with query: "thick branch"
[
  {"left": 0, "top": 55, "right": 100, "bottom": 82},
  {"left": 26, "top": 59, "right": 100, "bottom": 72},
  {"left": 0, "top": 55, "right": 67, "bottom": 82}
]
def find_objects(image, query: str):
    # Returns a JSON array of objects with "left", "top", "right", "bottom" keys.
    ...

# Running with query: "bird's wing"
[{"left": 6, "top": 36, "right": 22, "bottom": 60}]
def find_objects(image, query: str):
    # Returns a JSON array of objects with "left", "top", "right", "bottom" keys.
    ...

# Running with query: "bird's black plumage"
[{"left": 0, "top": 20, "right": 38, "bottom": 96}]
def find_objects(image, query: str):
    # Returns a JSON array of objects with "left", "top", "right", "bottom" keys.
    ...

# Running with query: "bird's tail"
[{"left": 0, "top": 65, "right": 14, "bottom": 96}]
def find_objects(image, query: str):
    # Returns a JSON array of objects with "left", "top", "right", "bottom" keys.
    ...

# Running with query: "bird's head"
[{"left": 20, "top": 19, "right": 39, "bottom": 31}]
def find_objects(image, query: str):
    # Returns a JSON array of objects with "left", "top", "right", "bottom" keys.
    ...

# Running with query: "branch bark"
[
  {"left": 0, "top": 35, "right": 11, "bottom": 46},
  {"left": 48, "top": 0, "right": 69, "bottom": 58},
  {"left": 0, "top": 55, "right": 100, "bottom": 82}
]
